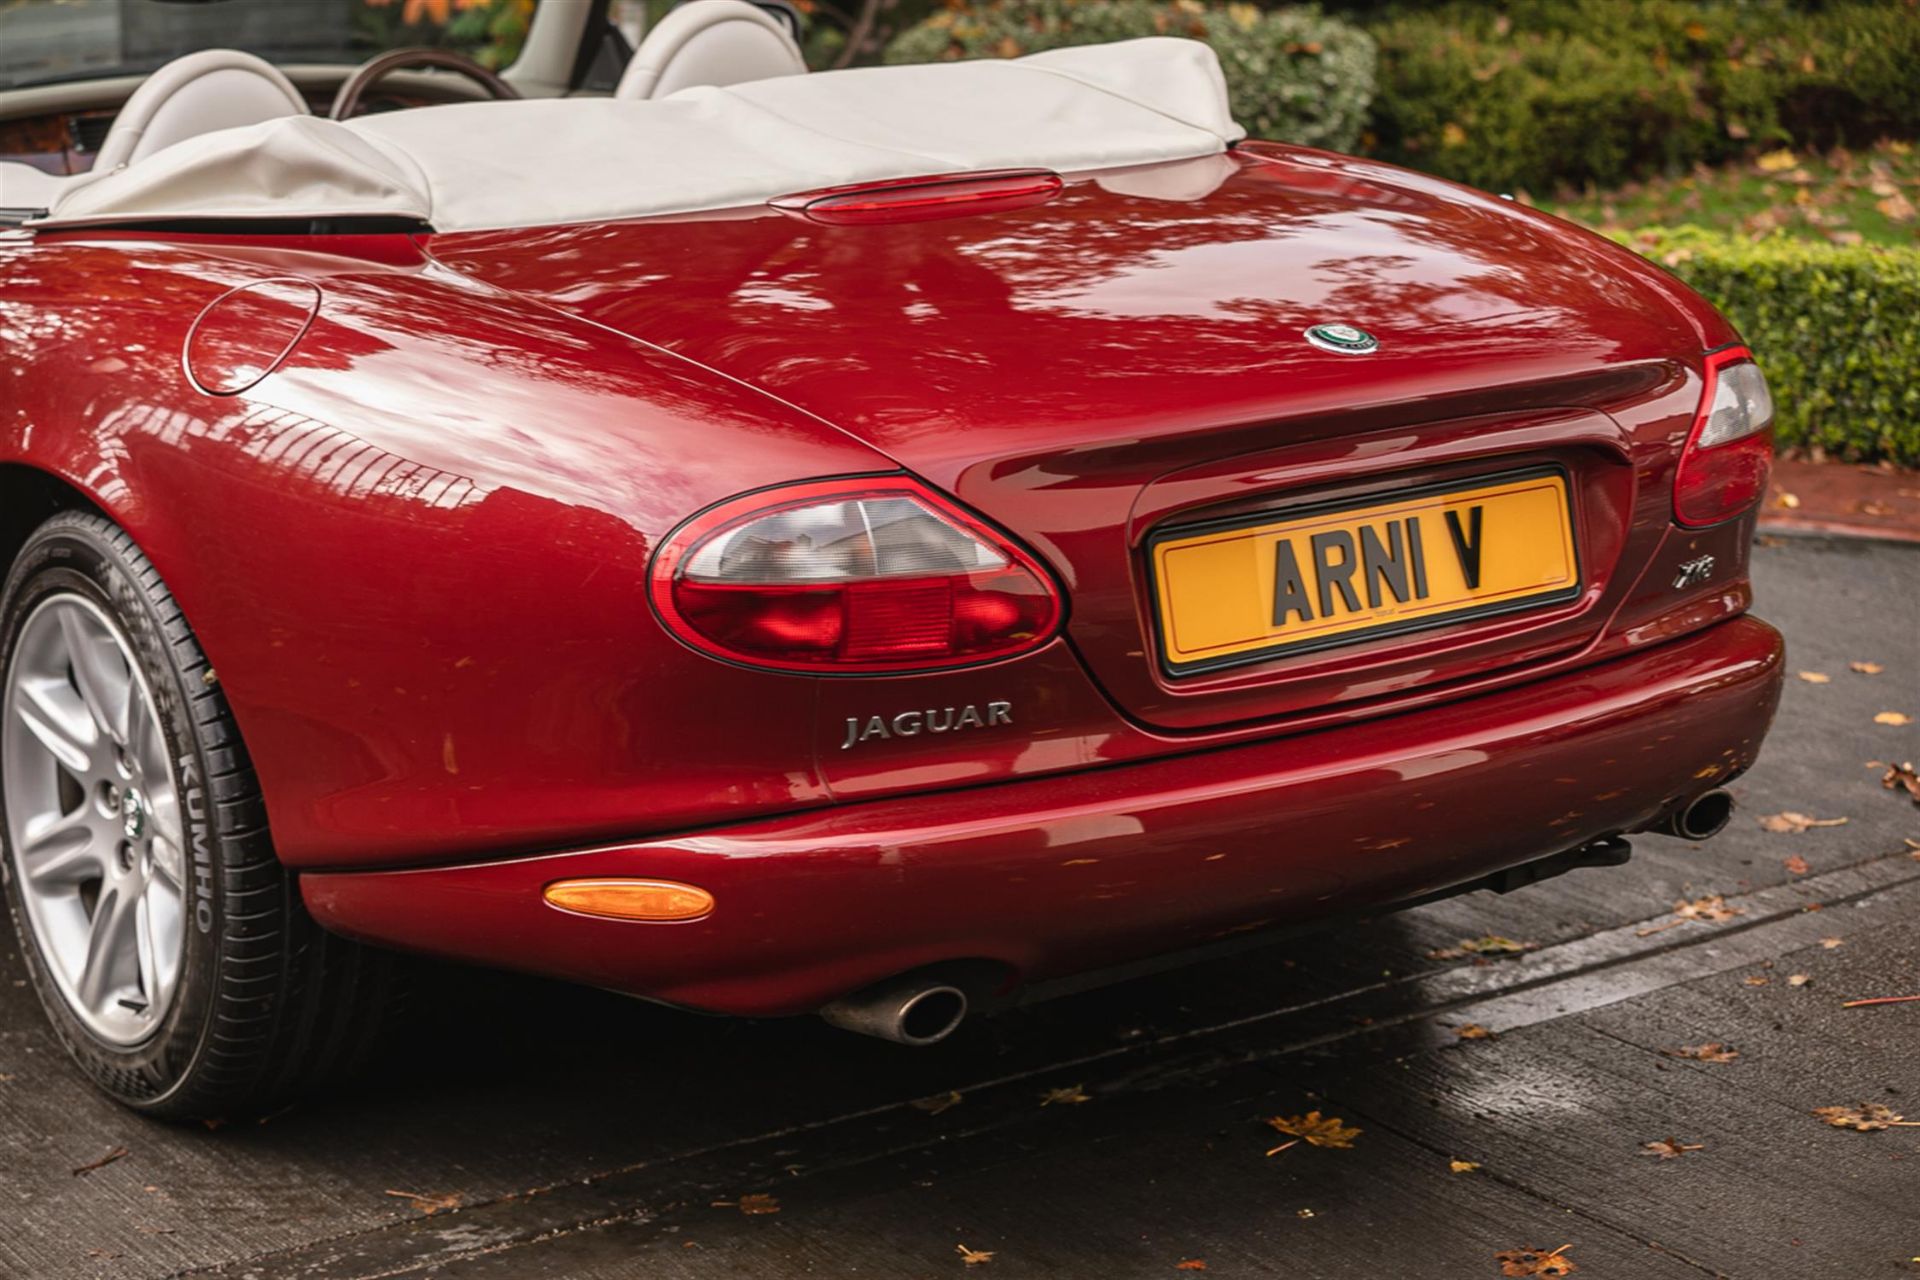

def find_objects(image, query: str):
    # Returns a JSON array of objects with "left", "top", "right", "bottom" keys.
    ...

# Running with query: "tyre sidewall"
[{"left": 0, "top": 518, "right": 223, "bottom": 1109}]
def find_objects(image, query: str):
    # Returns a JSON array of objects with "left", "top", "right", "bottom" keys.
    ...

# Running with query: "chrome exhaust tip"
[
  {"left": 1658, "top": 788, "right": 1735, "bottom": 841},
  {"left": 820, "top": 977, "right": 969, "bottom": 1046}
]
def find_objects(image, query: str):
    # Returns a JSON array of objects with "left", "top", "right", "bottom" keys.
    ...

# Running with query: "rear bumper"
[{"left": 301, "top": 616, "right": 1784, "bottom": 1016}]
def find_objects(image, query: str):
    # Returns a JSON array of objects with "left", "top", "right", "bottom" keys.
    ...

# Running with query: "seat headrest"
[
  {"left": 95, "top": 49, "right": 307, "bottom": 172},
  {"left": 616, "top": 0, "right": 809, "bottom": 100}
]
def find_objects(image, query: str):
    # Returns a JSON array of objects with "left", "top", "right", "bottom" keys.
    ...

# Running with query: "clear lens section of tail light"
[
  {"left": 651, "top": 480, "right": 1063, "bottom": 673},
  {"left": 1674, "top": 348, "right": 1774, "bottom": 528}
]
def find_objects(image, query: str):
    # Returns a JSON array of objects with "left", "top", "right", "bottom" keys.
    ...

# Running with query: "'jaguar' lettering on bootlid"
[{"left": 841, "top": 701, "right": 1013, "bottom": 750}]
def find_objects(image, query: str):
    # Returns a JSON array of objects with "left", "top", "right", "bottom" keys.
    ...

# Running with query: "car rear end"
[{"left": 300, "top": 145, "right": 1786, "bottom": 1031}]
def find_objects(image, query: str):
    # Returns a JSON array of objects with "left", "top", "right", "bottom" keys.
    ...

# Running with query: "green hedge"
[
  {"left": 1368, "top": 1, "right": 1920, "bottom": 195},
  {"left": 1622, "top": 228, "right": 1920, "bottom": 466},
  {"left": 885, "top": 1, "right": 1378, "bottom": 153}
]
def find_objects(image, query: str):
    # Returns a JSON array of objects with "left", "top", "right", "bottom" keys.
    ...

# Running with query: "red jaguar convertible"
[{"left": 0, "top": 1, "right": 1782, "bottom": 1116}]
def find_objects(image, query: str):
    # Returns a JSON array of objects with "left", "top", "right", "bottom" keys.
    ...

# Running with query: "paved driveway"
[{"left": 2, "top": 534, "right": 1916, "bottom": 1279}]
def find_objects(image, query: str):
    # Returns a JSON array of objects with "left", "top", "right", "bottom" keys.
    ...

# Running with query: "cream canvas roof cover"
[{"left": 32, "top": 39, "right": 1242, "bottom": 233}]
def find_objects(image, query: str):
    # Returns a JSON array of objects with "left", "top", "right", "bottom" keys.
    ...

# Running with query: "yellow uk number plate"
[{"left": 1149, "top": 470, "right": 1580, "bottom": 674}]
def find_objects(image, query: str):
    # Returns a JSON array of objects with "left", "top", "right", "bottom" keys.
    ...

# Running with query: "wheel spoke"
[
  {"left": 75, "top": 882, "right": 137, "bottom": 1010},
  {"left": 18, "top": 808, "right": 104, "bottom": 887},
  {"left": 134, "top": 892, "right": 157, "bottom": 1007},
  {"left": 127, "top": 687, "right": 166, "bottom": 785},
  {"left": 13, "top": 675, "right": 97, "bottom": 775},
  {"left": 148, "top": 827, "right": 185, "bottom": 890},
  {"left": 58, "top": 607, "right": 131, "bottom": 747}
]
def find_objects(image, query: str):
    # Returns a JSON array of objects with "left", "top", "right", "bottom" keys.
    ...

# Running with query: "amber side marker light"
[{"left": 543, "top": 879, "right": 714, "bottom": 922}]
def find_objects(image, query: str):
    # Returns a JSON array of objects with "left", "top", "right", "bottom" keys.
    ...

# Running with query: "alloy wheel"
[{"left": 3, "top": 593, "right": 186, "bottom": 1046}]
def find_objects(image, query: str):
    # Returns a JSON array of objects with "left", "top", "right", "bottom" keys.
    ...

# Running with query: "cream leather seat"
[
  {"left": 615, "top": 0, "right": 808, "bottom": 100},
  {"left": 94, "top": 49, "right": 307, "bottom": 171}
]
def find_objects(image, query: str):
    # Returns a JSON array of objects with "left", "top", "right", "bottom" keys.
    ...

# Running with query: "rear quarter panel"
[{"left": 0, "top": 232, "right": 904, "bottom": 867}]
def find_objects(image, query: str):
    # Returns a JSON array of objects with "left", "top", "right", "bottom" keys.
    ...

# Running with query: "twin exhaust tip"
[
  {"left": 820, "top": 976, "right": 970, "bottom": 1046},
  {"left": 819, "top": 789, "right": 1738, "bottom": 1044},
  {"left": 1658, "top": 788, "right": 1735, "bottom": 842}
]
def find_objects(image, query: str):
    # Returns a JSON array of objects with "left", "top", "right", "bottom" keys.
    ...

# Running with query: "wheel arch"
[{"left": 0, "top": 464, "right": 111, "bottom": 585}]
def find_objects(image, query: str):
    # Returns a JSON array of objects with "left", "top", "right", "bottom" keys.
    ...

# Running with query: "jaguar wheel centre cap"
[
  {"left": 121, "top": 789, "right": 147, "bottom": 841},
  {"left": 1304, "top": 322, "right": 1379, "bottom": 355}
]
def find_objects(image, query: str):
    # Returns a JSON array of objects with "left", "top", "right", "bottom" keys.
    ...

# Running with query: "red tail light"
[
  {"left": 1674, "top": 346, "right": 1774, "bottom": 528},
  {"left": 650, "top": 478, "right": 1063, "bottom": 673}
]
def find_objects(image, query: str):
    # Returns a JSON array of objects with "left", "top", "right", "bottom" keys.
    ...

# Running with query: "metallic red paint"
[
  {"left": 428, "top": 149, "right": 1747, "bottom": 737},
  {"left": 302, "top": 616, "right": 1784, "bottom": 1015},
  {"left": 0, "top": 140, "right": 1781, "bottom": 1015}
]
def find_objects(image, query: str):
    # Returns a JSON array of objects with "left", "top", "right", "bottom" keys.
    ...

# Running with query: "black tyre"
[{"left": 0, "top": 512, "right": 401, "bottom": 1118}]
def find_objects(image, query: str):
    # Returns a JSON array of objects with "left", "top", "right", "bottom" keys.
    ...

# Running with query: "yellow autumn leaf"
[{"left": 1264, "top": 1110, "right": 1361, "bottom": 1152}]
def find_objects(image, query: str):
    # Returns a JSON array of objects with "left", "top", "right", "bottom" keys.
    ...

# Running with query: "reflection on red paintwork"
[{"left": 2, "top": 144, "right": 1749, "bottom": 881}]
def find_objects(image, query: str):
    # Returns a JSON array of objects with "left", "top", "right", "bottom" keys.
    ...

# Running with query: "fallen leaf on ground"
[
  {"left": 1296, "top": 1208, "right": 1316, "bottom": 1219},
  {"left": 1665, "top": 1042, "right": 1739, "bottom": 1063},
  {"left": 1176, "top": 1262, "right": 1209, "bottom": 1272},
  {"left": 1496, "top": 1244, "right": 1578, "bottom": 1276},
  {"left": 1264, "top": 1110, "right": 1361, "bottom": 1155},
  {"left": 1850, "top": 661, "right": 1885, "bottom": 675},
  {"left": 385, "top": 1189, "right": 461, "bottom": 1215},
  {"left": 1875, "top": 712, "right": 1915, "bottom": 726},
  {"left": 1882, "top": 762, "right": 1920, "bottom": 803},
  {"left": 1797, "top": 671, "right": 1831, "bottom": 684},
  {"left": 1040, "top": 1084, "right": 1091, "bottom": 1107},
  {"left": 912, "top": 1090, "right": 964, "bottom": 1115},
  {"left": 1450, "top": 1158, "right": 1481, "bottom": 1173},
  {"left": 1842, "top": 994, "right": 1920, "bottom": 1009},
  {"left": 1759, "top": 812, "right": 1848, "bottom": 833},
  {"left": 1757, "top": 148, "right": 1799, "bottom": 172},
  {"left": 1642, "top": 1137, "right": 1706, "bottom": 1159},
  {"left": 1784, "top": 854, "right": 1811, "bottom": 875},
  {"left": 1427, "top": 935, "right": 1539, "bottom": 960},
  {"left": 1455, "top": 1023, "right": 1495, "bottom": 1040},
  {"left": 738, "top": 1193, "right": 782, "bottom": 1215},
  {"left": 1774, "top": 490, "right": 1801, "bottom": 509},
  {"left": 1822, "top": 937, "right": 1845, "bottom": 949},
  {"left": 957, "top": 1244, "right": 995, "bottom": 1265},
  {"left": 1788, "top": 973, "right": 1813, "bottom": 987},
  {"left": 72, "top": 1146, "right": 129, "bottom": 1177},
  {"left": 1743, "top": 974, "right": 1771, "bottom": 986},
  {"left": 1813, "top": 1103, "right": 1919, "bottom": 1131},
  {"left": 1682, "top": 893, "right": 1745, "bottom": 922},
  {"left": 1633, "top": 893, "right": 1747, "bottom": 936}
]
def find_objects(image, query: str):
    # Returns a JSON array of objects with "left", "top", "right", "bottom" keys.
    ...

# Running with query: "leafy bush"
[
  {"left": 1622, "top": 227, "right": 1920, "bottom": 466},
  {"left": 885, "top": 0, "right": 1378, "bottom": 153},
  {"left": 1368, "top": 1, "right": 1920, "bottom": 195}
]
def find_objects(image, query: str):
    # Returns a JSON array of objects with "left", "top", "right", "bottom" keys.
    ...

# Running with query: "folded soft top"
[{"left": 27, "top": 39, "right": 1242, "bottom": 234}]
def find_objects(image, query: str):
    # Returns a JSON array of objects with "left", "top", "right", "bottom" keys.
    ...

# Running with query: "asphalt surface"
[{"left": 2, "top": 533, "right": 1916, "bottom": 1280}]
